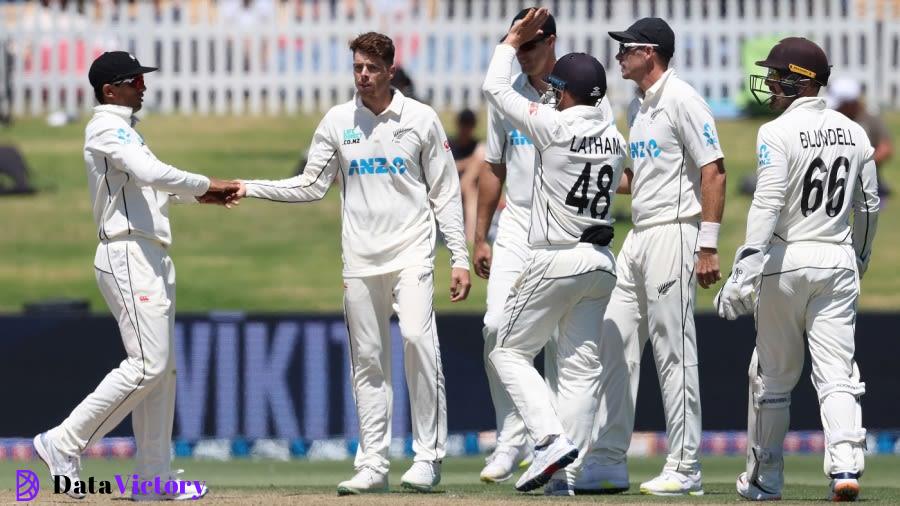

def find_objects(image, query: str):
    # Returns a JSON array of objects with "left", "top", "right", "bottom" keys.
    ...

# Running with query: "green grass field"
[
  {"left": 2, "top": 456, "right": 900, "bottom": 503},
  {"left": 2, "top": 112, "right": 898, "bottom": 313}
]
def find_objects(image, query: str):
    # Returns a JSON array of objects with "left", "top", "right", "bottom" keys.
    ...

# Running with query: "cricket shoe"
[
  {"left": 336, "top": 467, "right": 388, "bottom": 495},
  {"left": 830, "top": 473, "right": 860, "bottom": 502},
  {"left": 401, "top": 461, "right": 441, "bottom": 492},
  {"left": 480, "top": 446, "right": 528, "bottom": 483},
  {"left": 514, "top": 436, "right": 578, "bottom": 492},
  {"left": 640, "top": 469, "right": 704, "bottom": 496},
  {"left": 574, "top": 458, "right": 629, "bottom": 494},
  {"left": 33, "top": 431, "right": 85, "bottom": 499},
  {"left": 736, "top": 472, "right": 782, "bottom": 501},
  {"left": 543, "top": 469, "right": 574, "bottom": 496},
  {"left": 132, "top": 470, "right": 209, "bottom": 501}
]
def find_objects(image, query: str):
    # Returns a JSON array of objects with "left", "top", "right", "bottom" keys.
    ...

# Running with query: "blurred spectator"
[
  {"left": 448, "top": 109, "right": 484, "bottom": 243},
  {"left": 828, "top": 77, "right": 894, "bottom": 200}
]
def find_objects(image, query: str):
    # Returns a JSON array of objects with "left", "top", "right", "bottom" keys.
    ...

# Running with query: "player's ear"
[
  {"left": 102, "top": 83, "right": 116, "bottom": 102},
  {"left": 546, "top": 34, "right": 557, "bottom": 49},
  {"left": 388, "top": 64, "right": 396, "bottom": 82}
]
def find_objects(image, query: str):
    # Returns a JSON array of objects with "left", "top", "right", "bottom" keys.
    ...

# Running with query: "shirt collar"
[
  {"left": 783, "top": 96, "right": 826, "bottom": 115},
  {"left": 355, "top": 89, "right": 405, "bottom": 117},
  {"left": 641, "top": 68, "right": 675, "bottom": 102},
  {"left": 94, "top": 104, "right": 139, "bottom": 126}
]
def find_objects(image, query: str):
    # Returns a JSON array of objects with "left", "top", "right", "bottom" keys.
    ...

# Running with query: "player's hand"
[
  {"left": 714, "top": 246, "right": 763, "bottom": 320},
  {"left": 504, "top": 7, "right": 550, "bottom": 49},
  {"left": 450, "top": 267, "right": 471, "bottom": 302},
  {"left": 201, "top": 179, "right": 243, "bottom": 208},
  {"left": 473, "top": 240, "right": 492, "bottom": 279},
  {"left": 696, "top": 247, "right": 721, "bottom": 288}
]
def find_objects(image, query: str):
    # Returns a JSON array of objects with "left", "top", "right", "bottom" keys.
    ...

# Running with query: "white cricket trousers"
[
  {"left": 482, "top": 206, "right": 537, "bottom": 453},
  {"left": 343, "top": 266, "right": 447, "bottom": 475},
  {"left": 592, "top": 221, "right": 702, "bottom": 472},
  {"left": 490, "top": 244, "right": 617, "bottom": 477},
  {"left": 755, "top": 242, "right": 865, "bottom": 477},
  {"left": 51, "top": 238, "right": 176, "bottom": 477}
]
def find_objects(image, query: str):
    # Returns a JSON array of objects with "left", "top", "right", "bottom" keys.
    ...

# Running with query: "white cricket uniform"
[
  {"left": 483, "top": 75, "right": 616, "bottom": 454},
  {"left": 740, "top": 97, "right": 878, "bottom": 489},
  {"left": 243, "top": 90, "right": 468, "bottom": 474},
  {"left": 593, "top": 69, "right": 724, "bottom": 473},
  {"left": 482, "top": 44, "right": 626, "bottom": 482},
  {"left": 49, "top": 104, "right": 211, "bottom": 479}
]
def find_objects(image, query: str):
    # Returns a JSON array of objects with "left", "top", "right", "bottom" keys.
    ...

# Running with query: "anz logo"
[
  {"left": 509, "top": 129, "right": 533, "bottom": 146},
  {"left": 348, "top": 157, "right": 408, "bottom": 176},
  {"left": 630, "top": 139, "right": 662, "bottom": 159}
]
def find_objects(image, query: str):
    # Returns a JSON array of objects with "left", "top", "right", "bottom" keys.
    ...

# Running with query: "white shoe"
[
  {"left": 640, "top": 469, "right": 704, "bottom": 496},
  {"left": 515, "top": 436, "right": 578, "bottom": 492},
  {"left": 336, "top": 467, "right": 388, "bottom": 496},
  {"left": 736, "top": 472, "right": 782, "bottom": 501},
  {"left": 401, "top": 461, "right": 441, "bottom": 492},
  {"left": 132, "top": 470, "right": 209, "bottom": 501},
  {"left": 480, "top": 446, "right": 526, "bottom": 483},
  {"left": 830, "top": 473, "right": 861, "bottom": 502},
  {"left": 33, "top": 432, "right": 85, "bottom": 500},
  {"left": 574, "top": 458, "right": 629, "bottom": 494},
  {"left": 543, "top": 470, "right": 574, "bottom": 496}
]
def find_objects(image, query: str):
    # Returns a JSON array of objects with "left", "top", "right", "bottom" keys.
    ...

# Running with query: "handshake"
[{"left": 198, "top": 179, "right": 246, "bottom": 208}]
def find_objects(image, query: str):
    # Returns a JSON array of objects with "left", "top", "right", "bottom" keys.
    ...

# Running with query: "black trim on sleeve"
[{"left": 249, "top": 149, "right": 338, "bottom": 202}]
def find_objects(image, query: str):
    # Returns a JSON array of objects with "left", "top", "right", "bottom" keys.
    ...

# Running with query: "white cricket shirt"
[
  {"left": 244, "top": 90, "right": 469, "bottom": 277},
  {"left": 84, "top": 104, "right": 211, "bottom": 248},
  {"left": 747, "top": 97, "right": 879, "bottom": 249},
  {"left": 626, "top": 69, "right": 724, "bottom": 227},
  {"left": 483, "top": 44, "right": 627, "bottom": 248}
]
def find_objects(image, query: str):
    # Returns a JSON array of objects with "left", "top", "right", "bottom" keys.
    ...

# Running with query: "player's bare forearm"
[
  {"left": 474, "top": 163, "right": 506, "bottom": 243},
  {"left": 700, "top": 158, "right": 726, "bottom": 224},
  {"left": 697, "top": 158, "right": 726, "bottom": 289},
  {"left": 617, "top": 168, "right": 633, "bottom": 194},
  {"left": 874, "top": 139, "right": 892, "bottom": 166}
]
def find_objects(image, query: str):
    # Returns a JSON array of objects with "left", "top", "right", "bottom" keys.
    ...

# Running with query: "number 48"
[{"left": 565, "top": 163, "right": 614, "bottom": 219}]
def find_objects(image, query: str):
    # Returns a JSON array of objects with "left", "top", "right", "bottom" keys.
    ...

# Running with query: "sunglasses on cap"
[
  {"left": 617, "top": 42, "right": 658, "bottom": 56},
  {"left": 519, "top": 34, "right": 551, "bottom": 52},
  {"left": 112, "top": 74, "right": 144, "bottom": 89}
]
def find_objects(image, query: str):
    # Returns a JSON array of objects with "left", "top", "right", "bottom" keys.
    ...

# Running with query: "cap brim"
[
  {"left": 754, "top": 59, "right": 780, "bottom": 69},
  {"left": 116, "top": 66, "right": 159, "bottom": 80},
  {"left": 608, "top": 31, "right": 638, "bottom": 42}
]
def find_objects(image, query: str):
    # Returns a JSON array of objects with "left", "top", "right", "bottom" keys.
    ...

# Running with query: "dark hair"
[
  {"left": 349, "top": 32, "right": 395, "bottom": 66},
  {"left": 456, "top": 109, "right": 476, "bottom": 128},
  {"left": 655, "top": 49, "right": 671, "bottom": 67},
  {"left": 94, "top": 85, "right": 105, "bottom": 104}
]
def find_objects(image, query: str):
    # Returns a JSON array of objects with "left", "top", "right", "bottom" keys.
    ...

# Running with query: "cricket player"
[
  {"left": 590, "top": 17, "right": 727, "bottom": 496},
  {"left": 482, "top": 8, "right": 628, "bottom": 495},
  {"left": 717, "top": 37, "right": 879, "bottom": 502},
  {"left": 33, "top": 51, "right": 237, "bottom": 501},
  {"left": 231, "top": 33, "right": 470, "bottom": 495},
  {"left": 475, "top": 9, "right": 617, "bottom": 489}
]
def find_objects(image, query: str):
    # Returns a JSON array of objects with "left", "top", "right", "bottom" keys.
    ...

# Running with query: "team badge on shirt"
[{"left": 343, "top": 128, "right": 362, "bottom": 145}]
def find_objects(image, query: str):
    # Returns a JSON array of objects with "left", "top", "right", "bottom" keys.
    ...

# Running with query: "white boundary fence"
[{"left": 2, "top": 0, "right": 900, "bottom": 117}]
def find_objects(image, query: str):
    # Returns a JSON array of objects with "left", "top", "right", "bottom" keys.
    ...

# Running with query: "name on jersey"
[
  {"left": 799, "top": 128, "right": 856, "bottom": 149},
  {"left": 509, "top": 129, "right": 533, "bottom": 146},
  {"left": 348, "top": 157, "right": 408, "bottom": 175},
  {"left": 629, "top": 139, "right": 662, "bottom": 158},
  {"left": 569, "top": 135, "right": 623, "bottom": 155}
]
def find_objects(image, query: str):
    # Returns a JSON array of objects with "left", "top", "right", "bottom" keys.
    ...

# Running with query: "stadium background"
[{"left": 2, "top": 0, "right": 899, "bottom": 502}]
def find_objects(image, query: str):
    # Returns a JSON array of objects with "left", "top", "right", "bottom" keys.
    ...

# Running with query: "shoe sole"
[
  {"left": 831, "top": 482, "right": 860, "bottom": 502},
  {"left": 336, "top": 485, "right": 388, "bottom": 496},
  {"left": 640, "top": 487, "right": 705, "bottom": 496},
  {"left": 480, "top": 472, "right": 513, "bottom": 484},
  {"left": 401, "top": 481, "right": 437, "bottom": 493},
  {"left": 515, "top": 448, "right": 578, "bottom": 493},
  {"left": 33, "top": 434, "right": 85, "bottom": 500}
]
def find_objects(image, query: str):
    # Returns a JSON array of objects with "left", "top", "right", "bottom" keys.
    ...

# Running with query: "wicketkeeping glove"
[{"left": 714, "top": 246, "right": 764, "bottom": 320}]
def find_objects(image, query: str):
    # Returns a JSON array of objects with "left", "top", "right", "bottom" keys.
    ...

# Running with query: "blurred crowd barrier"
[
  {"left": 1, "top": 0, "right": 900, "bottom": 117},
  {"left": 2, "top": 312, "right": 898, "bottom": 443}
]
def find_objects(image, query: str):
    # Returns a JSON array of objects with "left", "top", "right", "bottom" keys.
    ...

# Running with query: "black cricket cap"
[
  {"left": 756, "top": 37, "right": 831, "bottom": 85},
  {"left": 546, "top": 53, "right": 607, "bottom": 102},
  {"left": 500, "top": 7, "right": 557, "bottom": 43},
  {"left": 88, "top": 51, "right": 158, "bottom": 88},
  {"left": 609, "top": 17, "right": 675, "bottom": 59}
]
